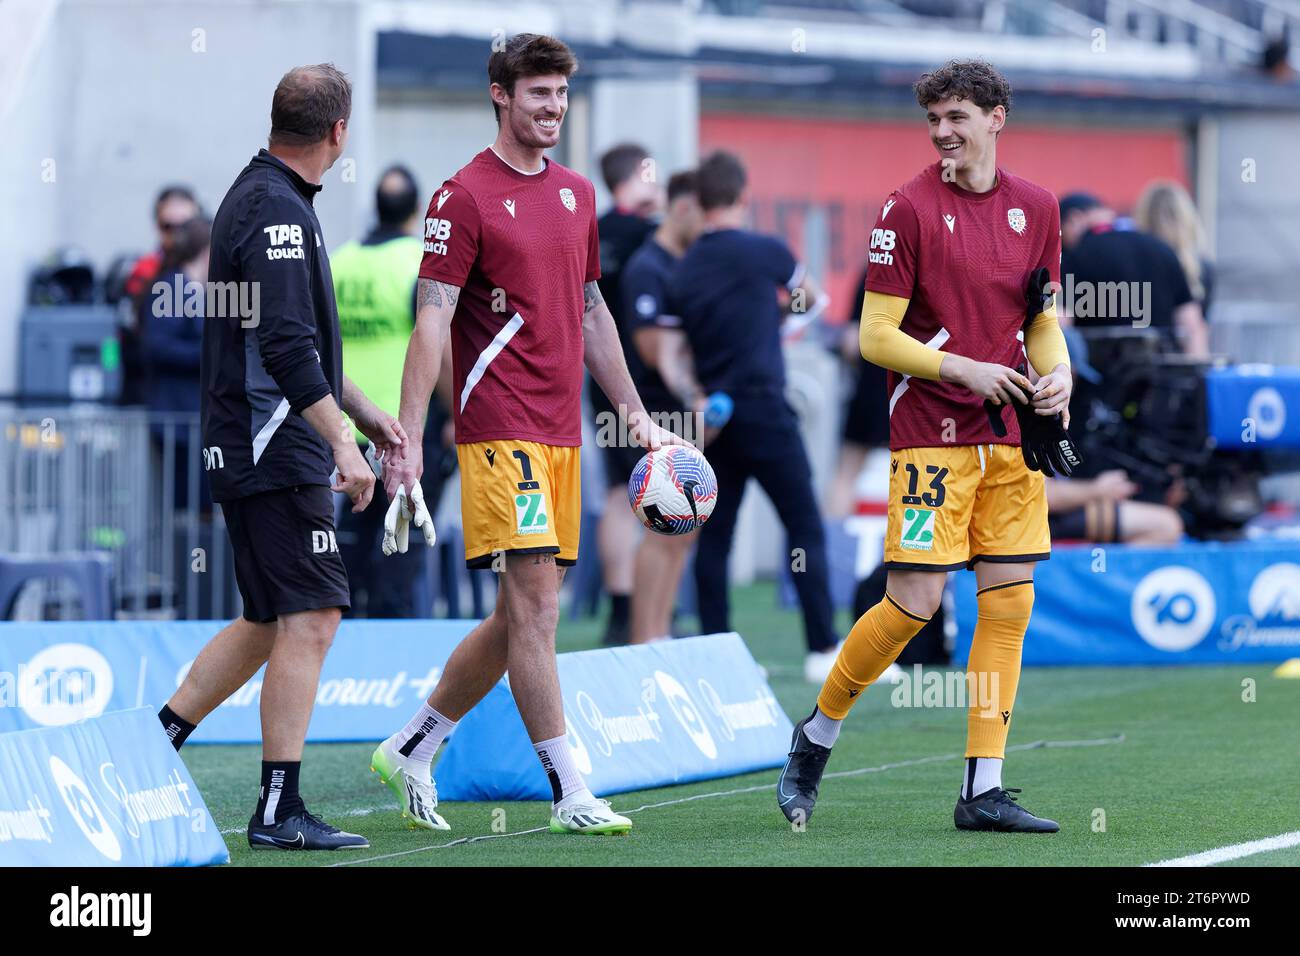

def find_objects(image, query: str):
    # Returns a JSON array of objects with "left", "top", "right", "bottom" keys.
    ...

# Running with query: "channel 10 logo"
[{"left": 18, "top": 643, "right": 115, "bottom": 726}]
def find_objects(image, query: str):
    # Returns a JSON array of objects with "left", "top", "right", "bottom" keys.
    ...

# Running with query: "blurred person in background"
[
  {"left": 1059, "top": 192, "right": 1210, "bottom": 358},
  {"left": 666, "top": 150, "right": 839, "bottom": 682},
  {"left": 591, "top": 142, "right": 663, "bottom": 644},
  {"left": 1134, "top": 180, "right": 1215, "bottom": 320},
  {"left": 126, "top": 184, "right": 203, "bottom": 301},
  {"left": 1261, "top": 37, "right": 1296, "bottom": 83},
  {"left": 121, "top": 185, "right": 203, "bottom": 404},
  {"left": 1046, "top": 470, "right": 1183, "bottom": 546},
  {"left": 826, "top": 259, "right": 891, "bottom": 518},
  {"left": 621, "top": 169, "right": 707, "bottom": 643},
  {"left": 141, "top": 215, "right": 212, "bottom": 512},
  {"left": 331, "top": 165, "right": 455, "bottom": 618}
]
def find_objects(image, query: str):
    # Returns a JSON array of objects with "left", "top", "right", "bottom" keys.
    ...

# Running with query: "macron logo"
[
  {"left": 882, "top": 199, "right": 896, "bottom": 219},
  {"left": 436, "top": 189, "right": 452, "bottom": 212},
  {"left": 503, "top": 199, "right": 516, "bottom": 219},
  {"left": 943, "top": 214, "right": 956, "bottom": 233}
]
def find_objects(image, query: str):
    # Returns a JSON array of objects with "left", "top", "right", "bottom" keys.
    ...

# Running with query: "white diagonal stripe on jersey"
[
  {"left": 460, "top": 312, "right": 524, "bottom": 413},
  {"left": 251, "top": 397, "right": 291, "bottom": 465},
  {"left": 888, "top": 326, "right": 950, "bottom": 417}
]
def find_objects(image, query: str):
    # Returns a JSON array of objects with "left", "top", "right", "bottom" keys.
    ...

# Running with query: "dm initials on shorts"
[{"left": 311, "top": 530, "right": 339, "bottom": 554}]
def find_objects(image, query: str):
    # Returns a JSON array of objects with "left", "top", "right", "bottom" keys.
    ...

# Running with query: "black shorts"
[
  {"left": 597, "top": 390, "right": 684, "bottom": 491},
  {"left": 843, "top": 358, "right": 890, "bottom": 448},
  {"left": 221, "top": 484, "right": 351, "bottom": 623}
]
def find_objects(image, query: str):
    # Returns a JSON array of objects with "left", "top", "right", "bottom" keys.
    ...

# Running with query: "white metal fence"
[{"left": 0, "top": 405, "right": 240, "bottom": 620}]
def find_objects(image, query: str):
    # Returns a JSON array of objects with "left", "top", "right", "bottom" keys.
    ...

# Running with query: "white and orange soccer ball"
[{"left": 627, "top": 445, "right": 718, "bottom": 535}]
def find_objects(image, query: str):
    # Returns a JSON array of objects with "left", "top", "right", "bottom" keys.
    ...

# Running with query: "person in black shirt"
[
  {"left": 1059, "top": 192, "right": 1209, "bottom": 357},
  {"left": 591, "top": 143, "right": 661, "bottom": 644},
  {"left": 666, "top": 151, "right": 839, "bottom": 682},
  {"left": 157, "top": 65, "right": 405, "bottom": 851},
  {"left": 826, "top": 261, "right": 891, "bottom": 518},
  {"left": 620, "top": 169, "right": 706, "bottom": 643}
]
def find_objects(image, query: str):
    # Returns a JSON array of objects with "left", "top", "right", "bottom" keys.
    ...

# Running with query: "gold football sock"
[
  {"left": 965, "top": 579, "right": 1034, "bottom": 759},
  {"left": 817, "top": 594, "right": 929, "bottom": 719}
]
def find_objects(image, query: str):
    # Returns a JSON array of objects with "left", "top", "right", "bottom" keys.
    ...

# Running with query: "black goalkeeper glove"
[
  {"left": 982, "top": 266, "right": 1084, "bottom": 478},
  {"left": 984, "top": 376, "right": 1082, "bottom": 477}
]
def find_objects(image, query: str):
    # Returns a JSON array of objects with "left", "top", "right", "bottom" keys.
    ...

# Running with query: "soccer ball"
[{"left": 627, "top": 445, "right": 718, "bottom": 535}]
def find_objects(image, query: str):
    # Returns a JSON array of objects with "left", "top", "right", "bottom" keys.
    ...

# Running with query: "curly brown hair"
[{"left": 913, "top": 60, "right": 1012, "bottom": 115}]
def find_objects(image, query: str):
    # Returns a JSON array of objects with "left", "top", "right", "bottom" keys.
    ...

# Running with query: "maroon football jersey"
[
  {"left": 418, "top": 148, "right": 600, "bottom": 446},
  {"left": 865, "top": 162, "right": 1061, "bottom": 450}
]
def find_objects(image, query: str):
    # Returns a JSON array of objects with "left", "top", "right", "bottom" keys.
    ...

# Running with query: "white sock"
[
  {"left": 390, "top": 702, "right": 457, "bottom": 770},
  {"left": 802, "top": 708, "right": 842, "bottom": 749},
  {"left": 962, "top": 757, "right": 1003, "bottom": 799},
  {"left": 533, "top": 735, "right": 587, "bottom": 804}
]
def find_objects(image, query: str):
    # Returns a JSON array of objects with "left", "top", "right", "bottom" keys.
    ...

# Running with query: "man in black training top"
[{"left": 157, "top": 64, "right": 405, "bottom": 851}]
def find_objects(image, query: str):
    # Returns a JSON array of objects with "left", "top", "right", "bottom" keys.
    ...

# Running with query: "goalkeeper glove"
[
  {"left": 982, "top": 265, "right": 1083, "bottom": 477},
  {"left": 382, "top": 482, "right": 437, "bottom": 556},
  {"left": 985, "top": 377, "right": 1082, "bottom": 477}
]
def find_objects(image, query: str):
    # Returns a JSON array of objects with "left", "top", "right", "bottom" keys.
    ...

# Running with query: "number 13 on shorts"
[
  {"left": 883, "top": 445, "right": 1050, "bottom": 572},
  {"left": 885, "top": 446, "right": 975, "bottom": 572}
]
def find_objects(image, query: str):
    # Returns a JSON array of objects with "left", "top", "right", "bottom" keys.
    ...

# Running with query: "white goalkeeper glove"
[{"left": 382, "top": 481, "right": 437, "bottom": 556}]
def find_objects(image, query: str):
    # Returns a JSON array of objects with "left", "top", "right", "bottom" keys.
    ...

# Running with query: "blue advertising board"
[
  {"left": 0, "top": 707, "right": 227, "bottom": 866},
  {"left": 0, "top": 620, "right": 472, "bottom": 742},
  {"left": 1205, "top": 366, "right": 1300, "bottom": 449},
  {"left": 436, "top": 632, "right": 792, "bottom": 801},
  {"left": 953, "top": 541, "right": 1300, "bottom": 665}
]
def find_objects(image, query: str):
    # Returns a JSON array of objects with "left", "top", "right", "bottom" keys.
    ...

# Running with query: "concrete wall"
[
  {"left": 588, "top": 74, "right": 699, "bottom": 210},
  {"left": 372, "top": 92, "right": 501, "bottom": 208},
  {"left": 0, "top": 0, "right": 62, "bottom": 395},
  {"left": 2, "top": 0, "right": 375, "bottom": 393}
]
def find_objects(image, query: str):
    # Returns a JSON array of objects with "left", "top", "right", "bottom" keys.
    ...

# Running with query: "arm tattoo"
[
  {"left": 417, "top": 278, "right": 441, "bottom": 309},
  {"left": 417, "top": 279, "right": 460, "bottom": 310},
  {"left": 583, "top": 280, "right": 604, "bottom": 315}
]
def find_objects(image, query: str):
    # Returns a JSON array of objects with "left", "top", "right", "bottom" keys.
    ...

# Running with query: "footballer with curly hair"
[{"left": 778, "top": 60, "right": 1075, "bottom": 833}]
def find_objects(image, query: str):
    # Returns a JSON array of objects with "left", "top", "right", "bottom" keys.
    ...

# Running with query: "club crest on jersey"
[
  {"left": 559, "top": 188, "right": 576, "bottom": 213},
  {"left": 1007, "top": 207, "right": 1026, "bottom": 235}
]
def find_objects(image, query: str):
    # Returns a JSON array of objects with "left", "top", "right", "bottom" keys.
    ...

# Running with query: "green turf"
[{"left": 183, "top": 582, "right": 1300, "bottom": 867}]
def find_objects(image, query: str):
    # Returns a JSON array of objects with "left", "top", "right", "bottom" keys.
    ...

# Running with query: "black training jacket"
[{"left": 200, "top": 149, "right": 342, "bottom": 502}]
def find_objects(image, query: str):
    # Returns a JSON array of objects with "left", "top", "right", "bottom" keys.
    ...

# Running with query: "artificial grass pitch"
[{"left": 182, "top": 582, "right": 1299, "bottom": 867}]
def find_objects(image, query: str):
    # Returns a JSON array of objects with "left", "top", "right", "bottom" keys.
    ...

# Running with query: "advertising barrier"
[
  {"left": 437, "top": 632, "right": 791, "bottom": 801},
  {"left": 0, "top": 620, "right": 473, "bottom": 741},
  {"left": 0, "top": 707, "right": 227, "bottom": 866},
  {"left": 954, "top": 541, "right": 1300, "bottom": 665}
]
